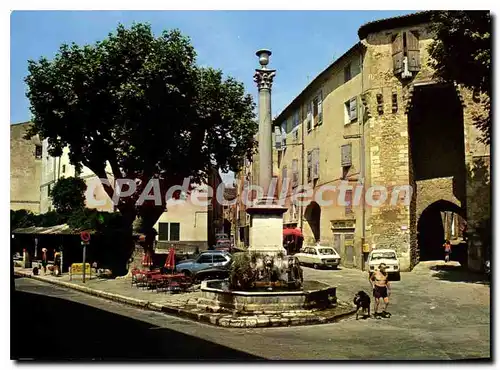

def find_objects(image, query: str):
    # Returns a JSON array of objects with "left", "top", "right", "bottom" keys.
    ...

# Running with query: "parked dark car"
[{"left": 193, "top": 267, "right": 230, "bottom": 283}]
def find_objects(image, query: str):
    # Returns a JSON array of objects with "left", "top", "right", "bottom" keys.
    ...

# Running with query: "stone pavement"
[
  {"left": 13, "top": 267, "right": 356, "bottom": 328},
  {"left": 14, "top": 261, "right": 490, "bottom": 360},
  {"left": 14, "top": 260, "right": 490, "bottom": 332}
]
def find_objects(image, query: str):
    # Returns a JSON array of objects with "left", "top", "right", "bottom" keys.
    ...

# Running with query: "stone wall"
[
  {"left": 459, "top": 87, "right": 491, "bottom": 271},
  {"left": 415, "top": 177, "right": 462, "bottom": 218},
  {"left": 10, "top": 122, "right": 41, "bottom": 213}
]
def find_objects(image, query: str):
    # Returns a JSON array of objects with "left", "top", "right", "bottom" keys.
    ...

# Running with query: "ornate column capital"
[{"left": 254, "top": 68, "right": 276, "bottom": 91}]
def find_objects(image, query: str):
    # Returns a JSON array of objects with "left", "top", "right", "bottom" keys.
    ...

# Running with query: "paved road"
[{"left": 12, "top": 262, "right": 490, "bottom": 360}]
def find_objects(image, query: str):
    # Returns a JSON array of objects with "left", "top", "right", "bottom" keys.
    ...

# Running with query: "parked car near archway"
[
  {"left": 367, "top": 249, "right": 400, "bottom": 280},
  {"left": 294, "top": 246, "right": 341, "bottom": 269}
]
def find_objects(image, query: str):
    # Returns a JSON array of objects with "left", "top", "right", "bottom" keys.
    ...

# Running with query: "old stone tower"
[{"left": 358, "top": 11, "right": 490, "bottom": 271}]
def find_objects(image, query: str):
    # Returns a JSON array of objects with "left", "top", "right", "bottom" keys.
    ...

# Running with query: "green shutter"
[
  {"left": 170, "top": 223, "right": 180, "bottom": 241},
  {"left": 159, "top": 223, "right": 169, "bottom": 241}
]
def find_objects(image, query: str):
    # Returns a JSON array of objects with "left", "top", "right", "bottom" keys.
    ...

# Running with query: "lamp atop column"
[{"left": 256, "top": 49, "right": 272, "bottom": 69}]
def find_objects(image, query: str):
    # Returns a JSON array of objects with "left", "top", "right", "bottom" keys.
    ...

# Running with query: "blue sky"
[
  {"left": 10, "top": 10, "right": 415, "bottom": 184},
  {"left": 11, "top": 10, "right": 416, "bottom": 124}
]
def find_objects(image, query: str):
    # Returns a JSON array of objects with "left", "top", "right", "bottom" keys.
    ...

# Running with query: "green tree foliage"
[
  {"left": 11, "top": 207, "right": 126, "bottom": 233},
  {"left": 10, "top": 209, "right": 66, "bottom": 230},
  {"left": 33, "top": 211, "right": 67, "bottom": 227},
  {"left": 10, "top": 209, "right": 36, "bottom": 231},
  {"left": 24, "top": 23, "right": 258, "bottom": 240},
  {"left": 67, "top": 208, "right": 126, "bottom": 232},
  {"left": 229, "top": 252, "right": 256, "bottom": 290},
  {"left": 428, "top": 11, "right": 491, "bottom": 144},
  {"left": 50, "top": 177, "right": 87, "bottom": 215}
]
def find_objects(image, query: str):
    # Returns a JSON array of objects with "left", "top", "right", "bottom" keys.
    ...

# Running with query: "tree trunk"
[
  {"left": 88, "top": 168, "right": 173, "bottom": 278},
  {"left": 117, "top": 205, "right": 166, "bottom": 278}
]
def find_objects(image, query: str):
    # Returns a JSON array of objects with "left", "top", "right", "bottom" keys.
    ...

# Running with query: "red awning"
[{"left": 283, "top": 228, "right": 303, "bottom": 238}]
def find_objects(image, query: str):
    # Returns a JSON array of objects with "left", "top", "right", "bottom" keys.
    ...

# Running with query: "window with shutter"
[
  {"left": 341, "top": 144, "right": 352, "bottom": 167},
  {"left": 170, "top": 223, "right": 180, "bottom": 241},
  {"left": 293, "top": 111, "right": 300, "bottom": 130},
  {"left": 392, "top": 33, "right": 404, "bottom": 74},
  {"left": 313, "top": 97, "right": 319, "bottom": 126},
  {"left": 344, "top": 63, "right": 352, "bottom": 82},
  {"left": 317, "top": 91, "right": 323, "bottom": 125},
  {"left": 159, "top": 223, "right": 169, "bottom": 241},
  {"left": 344, "top": 101, "right": 350, "bottom": 125},
  {"left": 306, "top": 102, "right": 312, "bottom": 132},
  {"left": 349, "top": 97, "right": 358, "bottom": 121},
  {"left": 406, "top": 31, "right": 421, "bottom": 72},
  {"left": 292, "top": 159, "right": 299, "bottom": 188},
  {"left": 351, "top": 60, "right": 361, "bottom": 77},
  {"left": 281, "top": 122, "right": 287, "bottom": 147},
  {"left": 282, "top": 166, "right": 287, "bottom": 189},
  {"left": 313, "top": 148, "right": 320, "bottom": 180},
  {"left": 286, "top": 117, "right": 292, "bottom": 133},
  {"left": 345, "top": 190, "right": 353, "bottom": 215},
  {"left": 274, "top": 125, "right": 282, "bottom": 150},
  {"left": 307, "top": 151, "right": 312, "bottom": 182}
]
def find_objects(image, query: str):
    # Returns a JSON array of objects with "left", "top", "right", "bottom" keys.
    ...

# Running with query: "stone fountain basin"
[{"left": 197, "top": 280, "right": 337, "bottom": 314}]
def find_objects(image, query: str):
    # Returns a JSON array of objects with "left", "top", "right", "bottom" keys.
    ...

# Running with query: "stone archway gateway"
[
  {"left": 407, "top": 82, "right": 468, "bottom": 269},
  {"left": 417, "top": 199, "right": 467, "bottom": 264}
]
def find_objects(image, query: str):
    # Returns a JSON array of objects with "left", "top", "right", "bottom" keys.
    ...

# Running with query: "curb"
[{"left": 15, "top": 270, "right": 356, "bottom": 328}]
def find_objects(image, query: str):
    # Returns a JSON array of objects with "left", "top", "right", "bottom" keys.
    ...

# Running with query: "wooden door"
[{"left": 344, "top": 233, "right": 355, "bottom": 266}]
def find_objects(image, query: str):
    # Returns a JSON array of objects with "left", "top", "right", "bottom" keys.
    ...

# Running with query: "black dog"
[{"left": 353, "top": 291, "right": 371, "bottom": 320}]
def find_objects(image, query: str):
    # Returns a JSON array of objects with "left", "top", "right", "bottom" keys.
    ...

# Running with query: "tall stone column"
[
  {"left": 253, "top": 49, "right": 276, "bottom": 199},
  {"left": 247, "top": 49, "right": 287, "bottom": 255}
]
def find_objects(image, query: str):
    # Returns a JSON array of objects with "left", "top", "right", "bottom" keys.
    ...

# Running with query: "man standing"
[
  {"left": 370, "top": 263, "right": 391, "bottom": 318},
  {"left": 41, "top": 248, "right": 48, "bottom": 274},
  {"left": 54, "top": 249, "right": 62, "bottom": 276}
]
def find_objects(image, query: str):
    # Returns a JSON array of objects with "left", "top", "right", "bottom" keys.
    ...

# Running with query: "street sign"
[
  {"left": 80, "top": 231, "right": 91, "bottom": 242},
  {"left": 79, "top": 232, "right": 90, "bottom": 283}
]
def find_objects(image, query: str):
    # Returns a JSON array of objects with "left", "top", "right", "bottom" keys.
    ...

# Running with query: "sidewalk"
[{"left": 14, "top": 267, "right": 355, "bottom": 328}]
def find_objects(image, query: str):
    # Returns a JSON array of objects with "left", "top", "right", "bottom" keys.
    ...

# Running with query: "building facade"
[
  {"left": 39, "top": 141, "right": 115, "bottom": 213},
  {"left": 10, "top": 122, "right": 42, "bottom": 213},
  {"left": 154, "top": 168, "right": 225, "bottom": 252},
  {"left": 238, "top": 11, "right": 490, "bottom": 272}
]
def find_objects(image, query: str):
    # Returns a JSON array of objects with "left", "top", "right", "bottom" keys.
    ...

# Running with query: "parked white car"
[
  {"left": 368, "top": 249, "right": 400, "bottom": 280},
  {"left": 295, "top": 246, "right": 341, "bottom": 269}
]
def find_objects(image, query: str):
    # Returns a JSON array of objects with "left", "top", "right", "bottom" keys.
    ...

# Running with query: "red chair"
[{"left": 145, "top": 273, "right": 164, "bottom": 290}]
